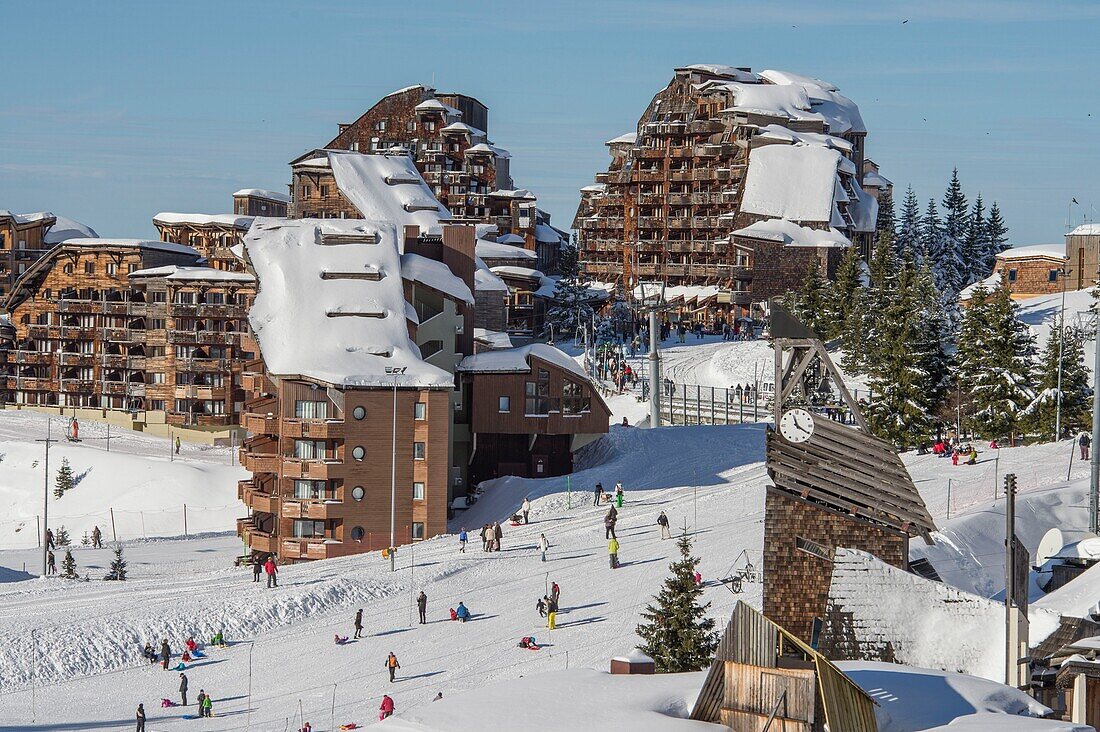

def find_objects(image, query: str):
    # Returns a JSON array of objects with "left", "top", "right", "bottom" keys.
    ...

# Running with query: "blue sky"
[{"left": 1, "top": 0, "right": 1097, "bottom": 245}]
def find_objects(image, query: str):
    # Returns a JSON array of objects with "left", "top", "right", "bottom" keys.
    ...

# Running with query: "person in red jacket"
[
  {"left": 263, "top": 557, "right": 278, "bottom": 588},
  {"left": 379, "top": 694, "right": 395, "bottom": 720}
]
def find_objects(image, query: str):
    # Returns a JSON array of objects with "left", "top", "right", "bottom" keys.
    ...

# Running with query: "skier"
[
  {"left": 593, "top": 482, "right": 604, "bottom": 507},
  {"left": 1081, "top": 432, "right": 1092, "bottom": 460},
  {"left": 417, "top": 591, "right": 428, "bottom": 624},
  {"left": 493, "top": 522, "right": 503, "bottom": 551},
  {"left": 136, "top": 703, "right": 146, "bottom": 732},
  {"left": 264, "top": 556, "right": 278, "bottom": 588},
  {"left": 92, "top": 525, "right": 103, "bottom": 548},
  {"left": 608, "top": 537, "right": 620, "bottom": 569},
  {"left": 386, "top": 652, "right": 401, "bottom": 682},
  {"left": 379, "top": 694, "right": 395, "bottom": 720},
  {"left": 458, "top": 527, "right": 468, "bottom": 553},
  {"left": 354, "top": 608, "right": 364, "bottom": 639},
  {"left": 604, "top": 508, "right": 617, "bottom": 540},
  {"left": 551, "top": 581, "right": 560, "bottom": 606},
  {"left": 179, "top": 672, "right": 189, "bottom": 706},
  {"left": 197, "top": 690, "right": 207, "bottom": 717},
  {"left": 160, "top": 639, "right": 171, "bottom": 670},
  {"left": 615, "top": 482, "right": 624, "bottom": 508},
  {"left": 657, "top": 510, "right": 671, "bottom": 540},
  {"left": 547, "top": 608, "right": 556, "bottom": 630},
  {"left": 538, "top": 533, "right": 549, "bottom": 562},
  {"left": 455, "top": 601, "right": 470, "bottom": 622},
  {"left": 252, "top": 555, "right": 262, "bottom": 582},
  {"left": 46, "top": 550, "right": 56, "bottom": 575},
  {"left": 45, "top": 528, "right": 55, "bottom": 550},
  {"left": 521, "top": 497, "right": 531, "bottom": 524}
]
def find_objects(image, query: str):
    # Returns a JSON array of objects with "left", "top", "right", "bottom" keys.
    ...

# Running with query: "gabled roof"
[{"left": 232, "top": 188, "right": 291, "bottom": 204}]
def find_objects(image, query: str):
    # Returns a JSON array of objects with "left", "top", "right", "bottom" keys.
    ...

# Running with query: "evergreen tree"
[
  {"left": 636, "top": 533, "right": 717, "bottom": 673},
  {"left": 956, "top": 282, "right": 1034, "bottom": 440},
  {"left": 942, "top": 168, "right": 969, "bottom": 243},
  {"left": 544, "top": 243, "right": 593, "bottom": 340},
  {"left": 961, "top": 194, "right": 987, "bottom": 286},
  {"left": 789, "top": 257, "right": 830, "bottom": 337},
  {"left": 826, "top": 244, "right": 865, "bottom": 341},
  {"left": 875, "top": 186, "right": 896, "bottom": 241},
  {"left": 53, "top": 457, "right": 74, "bottom": 499},
  {"left": 861, "top": 229, "right": 902, "bottom": 372},
  {"left": 895, "top": 186, "right": 922, "bottom": 261},
  {"left": 1025, "top": 325, "right": 1092, "bottom": 440},
  {"left": 81, "top": 531, "right": 91, "bottom": 546},
  {"left": 984, "top": 202, "right": 1010, "bottom": 267},
  {"left": 105, "top": 545, "right": 127, "bottom": 581},
  {"left": 61, "top": 548, "right": 77, "bottom": 579},
  {"left": 922, "top": 198, "right": 964, "bottom": 297},
  {"left": 55, "top": 525, "right": 70, "bottom": 547}
]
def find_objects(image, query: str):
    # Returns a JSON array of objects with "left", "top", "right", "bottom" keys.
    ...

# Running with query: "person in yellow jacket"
[{"left": 608, "top": 537, "right": 620, "bottom": 569}]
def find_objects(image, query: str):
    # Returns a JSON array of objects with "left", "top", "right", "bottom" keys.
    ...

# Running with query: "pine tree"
[
  {"left": 961, "top": 194, "right": 987, "bottom": 286},
  {"left": 544, "top": 243, "right": 593, "bottom": 340},
  {"left": 861, "top": 229, "right": 901, "bottom": 373},
  {"left": 956, "top": 282, "right": 1034, "bottom": 441},
  {"left": 922, "top": 198, "right": 964, "bottom": 298},
  {"left": 61, "top": 548, "right": 77, "bottom": 579},
  {"left": 984, "top": 202, "right": 1010, "bottom": 269},
  {"left": 942, "top": 168, "right": 969, "bottom": 243},
  {"left": 826, "top": 244, "right": 864, "bottom": 340},
  {"left": 53, "top": 458, "right": 74, "bottom": 499},
  {"left": 105, "top": 545, "right": 127, "bottom": 581},
  {"left": 55, "top": 525, "right": 70, "bottom": 547},
  {"left": 636, "top": 533, "right": 717, "bottom": 673},
  {"left": 81, "top": 531, "right": 91, "bottom": 546},
  {"left": 875, "top": 186, "right": 896, "bottom": 241},
  {"left": 895, "top": 186, "right": 922, "bottom": 261},
  {"left": 790, "top": 257, "right": 830, "bottom": 337},
  {"left": 1025, "top": 325, "right": 1092, "bottom": 440}
]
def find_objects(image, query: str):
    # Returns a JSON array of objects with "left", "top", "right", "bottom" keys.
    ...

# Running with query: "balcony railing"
[
  {"left": 240, "top": 451, "right": 281, "bottom": 474},
  {"left": 241, "top": 411, "right": 278, "bottom": 435},
  {"left": 281, "top": 419, "right": 344, "bottom": 440}
]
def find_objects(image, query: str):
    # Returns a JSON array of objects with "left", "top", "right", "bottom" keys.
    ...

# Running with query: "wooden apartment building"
[
  {"left": 0, "top": 211, "right": 98, "bottom": 300},
  {"left": 575, "top": 65, "right": 878, "bottom": 320},
  {"left": 3, "top": 238, "right": 255, "bottom": 433}
]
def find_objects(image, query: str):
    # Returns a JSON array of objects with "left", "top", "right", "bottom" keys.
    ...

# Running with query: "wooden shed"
[
  {"left": 691, "top": 601, "right": 877, "bottom": 732},
  {"left": 610, "top": 650, "right": 655, "bottom": 675}
]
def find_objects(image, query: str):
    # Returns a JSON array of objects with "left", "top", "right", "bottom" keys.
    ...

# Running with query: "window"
[
  {"left": 292, "top": 519, "right": 326, "bottom": 538},
  {"left": 151, "top": 291, "right": 167, "bottom": 303},
  {"left": 63, "top": 264, "right": 74, "bottom": 274},
  {"left": 562, "top": 379, "right": 591, "bottom": 415},
  {"left": 413, "top": 482, "right": 425, "bottom": 500},
  {"left": 525, "top": 368, "right": 551, "bottom": 415},
  {"left": 1049, "top": 269, "right": 1060, "bottom": 283},
  {"left": 84, "top": 262, "right": 94, "bottom": 275},
  {"left": 498, "top": 396, "right": 510, "bottom": 413},
  {"left": 106, "top": 263, "right": 117, "bottom": 276},
  {"left": 294, "top": 439, "right": 327, "bottom": 460},
  {"left": 351, "top": 485, "right": 365, "bottom": 501},
  {"left": 351, "top": 445, "right": 365, "bottom": 461},
  {"left": 294, "top": 399, "right": 328, "bottom": 419},
  {"left": 1007, "top": 268, "right": 1018, "bottom": 283},
  {"left": 320, "top": 184, "right": 329, "bottom": 198},
  {"left": 412, "top": 522, "right": 425, "bottom": 540},
  {"left": 294, "top": 479, "right": 328, "bottom": 499},
  {"left": 150, "top": 399, "right": 166, "bottom": 411},
  {"left": 351, "top": 526, "right": 365, "bottom": 541},
  {"left": 413, "top": 442, "right": 426, "bottom": 460},
  {"left": 174, "top": 291, "right": 195, "bottom": 304},
  {"left": 414, "top": 402, "right": 426, "bottom": 420},
  {"left": 149, "top": 372, "right": 166, "bottom": 384},
  {"left": 352, "top": 405, "right": 366, "bottom": 420}
]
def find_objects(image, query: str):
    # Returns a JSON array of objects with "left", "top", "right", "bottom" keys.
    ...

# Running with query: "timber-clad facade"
[{"left": 0, "top": 211, "right": 55, "bottom": 300}]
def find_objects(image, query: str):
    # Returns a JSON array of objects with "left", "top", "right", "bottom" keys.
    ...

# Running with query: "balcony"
[
  {"left": 241, "top": 451, "right": 281, "bottom": 474},
  {"left": 281, "top": 458, "right": 340, "bottom": 481},
  {"left": 12, "top": 351, "right": 52, "bottom": 365},
  {"left": 241, "top": 411, "right": 278, "bottom": 435},
  {"left": 281, "top": 419, "right": 344, "bottom": 440},
  {"left": 100, "top": 327, "right": 138, "bottom": 342},
  {"left": 174, "top": 385, "right": 227, "bottom": 401},
  {"left": 59, "top": 379, "right": 96, "bottom": 393},
  {"left": 58, "top": 352, "right": 95, "bottom": 367},
  {"left": 168, "top": 330, "right": 239, "bottom": 346},
  {"left": 280, "top": 499, "right": 340, "bottom": 520},
  {"left": 57, "top": 300, "right": 97, "bottom": 314},
  {"left": 633, "top": 170, "right": 664, "bottom": 182},
  {"left": 26, "top": 324, "right": 51, "bottom": 339},
  {"left": 11, "top": 376, "right": 53, "bottom": 390},
  {"left": 280, "top": 538, "right": 339, "bottom": 561},
  {"left": 239, "top": 521, "right": 279, "bottom": 554},
  {"left": 241, "top": 371, "right": 276, "bottom": 394},
  {"left": 59, "top": 326, "right": 96, "bottom": 340},
  {"left": 240, "top": 483, "right": 280, "bottom": 514},
  {"left": 182, "top": 357, "right": 228, "bottom": 373}
]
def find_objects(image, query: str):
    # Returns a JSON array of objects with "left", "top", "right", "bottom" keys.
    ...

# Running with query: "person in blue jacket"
[{"left": 455, "top": 601, "right": 470, "bottom": 622}]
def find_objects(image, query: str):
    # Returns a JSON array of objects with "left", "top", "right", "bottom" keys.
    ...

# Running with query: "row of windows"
[
  {"left": 296, "top": 400, "right": 428, "bottom": 421},
  {"left": 497, "top": 371, "right": 592, "bottom": 416},
  {"left": 292, "top": 479, "right": 426, "bottom": 502},
  {"left": 292, "top": 520, "right": 425, "bottom": 540}
]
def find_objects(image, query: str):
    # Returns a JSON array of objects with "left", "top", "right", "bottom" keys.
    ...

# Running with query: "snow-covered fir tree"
[
  {"left": 53, "top": 457, "right": 74, "bottom": 499},
  {"left": 788, "top": 257, "right": 830, "bottom": 337},
  {"left": 895, "top": 186, "right": 922, "bottom": 261},
  {"left": 942, "top": 168, "right": 969, "bottom": 244},
  {"left": 61, "top": 548, "right": 77, "bottom": 579},
  {"left": 875, "top": 186, "right": 896, "bottom": 240},
  {"left": 961, "top": 194, "right": 987, "bottom": 286},
  {"left": 105, "top": 545, "right": 127, "bottom": 581},
  {"left": 956, "top": 282, "right": 1034, "bottom": 441},
  {"left": 55, "top": 525, "right": 70, "bottom": 547},
  {"left": 1025, "top": 325, "right": 1092, "bottom": 440},
  {"left": 826, "top": 244, "right": 864, "bottom": 341},
  {"left": 544, "top": 242, "right": 593, "bottom": 341},
  {"left": 81, "top": 531, "right": 91, "bottom": 546},
  {"left": 635, "top": 534, "right": 717, "bottom": 673},
  {"left": 984, "top": 202, "right": 1010, "bottom": 267},
  {"left": 922, "top": 198, "right": 964, "bottom": 297},
  {"left": 860, "top": 229, "right": 902, "bottom": 373}
]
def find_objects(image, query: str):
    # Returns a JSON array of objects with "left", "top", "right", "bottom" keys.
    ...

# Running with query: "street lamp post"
[
  {"left": 36, "top": 420, "right": 57, "bottom": 576},
  {"left": 385, "top": 366, "right": 406, "bottom": 572},
  {"left": 638, "top": 280, "right": 666, "bottom": 428},
  {"left": 1055, "top": 267, "right": 1070, "bottom": 441}
]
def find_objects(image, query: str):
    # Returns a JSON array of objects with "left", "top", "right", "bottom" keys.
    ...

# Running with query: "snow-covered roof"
[
  {"left": 440, "top": 121, "right": 486, "bottom": 137},
  {"left": 605, "top": 132, "right": 637, "bottom": 146},
  {"left": 400, "top": 252, "right": 474, "bottom": 305},
  {"left": 759, "top": 69, "right": 866, "bottom": 134},
  {"left": 611, "top": 650, "right": 654, "bottom": 664},
  {"left": 153, "top": 213, "right": 255, "bottom": 229},
  {"left": 1052, "top": 536, "right": 1100, "bottom": 561},
  {"left": 1069, "top": 224, "right": 1100, "bottom": 237},
  {"left": 474, "top": 263, "right": 509, "bottom": 293},
  {"left": 755, "top": 124, "right": 853, "bottom": 152},
  {"left": 959, "top": 272, "right": 1001, "bottom": 301},
  {"left": 741, "top": 144, "right": 846, "bottom": 223},
  {"left": 127, "top": 265, "right": 255, "bottom": 282},
  {"left": 998, "top": 245, "right": 1067, "bottom": 261},
  {"left": 295, "top": 156, "right": 330, "bottom": 168},
  {"left": 232, "top": 188, "right": 291, "bottom": 203},
  {"left": 848, "top": 184, "right": 879, "bottom": 234},
  {"left": 414, "top": 98, "right": 462, "bottom": 117},
  {"left": 465, "top": 142, "right": 510, "bottom": 159},
  {"left": 0, "top": 210, "right": 53, "bottom": 225},
  {"left": 489, "top": 189, "right": 535, "bottom": 200},
  {"left": 57, "top": 238, "right": 200, "bottom": 257},
  {"left": 733, "top": 219, "right": 851, "bottom": 248},
  {"left": 681, "top": 64, "right": 761, "bottom": 82},
  {"left": 327, "top": 151, "right": 451, "bottom": 236},
  {"left": 862, "top": 171, "right": 892, "bottom": 190},
  {"left": 475, "top": 239, "right": 537, "bottom": 262},
  {"left": 244, "top": 218, "right": 452, "bottom": 388},
  {"left": 497, "top": 233, "right": 526, "bottom": 245},
  {"left": 580, "top": 183, "right": 608, "bottom": 193},
  {"left": 473, "top": 328, "right": 513, "bottom": 349},
  {"left": 491, "top": 265, "right": 544, "bottom": 281},
  {"left": 535, "top": 223, "right": 565, "bottom": 244},
  {"left": 457, "top": 343, "right": 589, "bottom": 380},
  {"left": 43, "top": 215, "right": 97, "bottom": 245}
]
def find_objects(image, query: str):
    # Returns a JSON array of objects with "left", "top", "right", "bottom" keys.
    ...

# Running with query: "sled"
[
  {"left": 339, "top": 724, "right": 361, "bottom": 730},
  {"left": 509, "top": 522, "right": 522, "bottom": 528},
  {"left": 190, "top": 649, "right": 205, "bottom": 658},
  {"left": 173, "top": 662, "right": 186, "bottom": 671},
  {"left": 66, "top": 437, "right": 82, "bottom": 443}
]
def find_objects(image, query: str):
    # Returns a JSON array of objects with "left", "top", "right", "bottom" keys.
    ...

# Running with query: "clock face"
[{"left": 779, "top": 408, "right": 815, "bottom": 444}]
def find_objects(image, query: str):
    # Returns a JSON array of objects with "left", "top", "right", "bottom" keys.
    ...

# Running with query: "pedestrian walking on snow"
[
  {"left": 493, "top": 522, "right": 503, "bottom": 551},
  {"left": 615, "top": 482, "right": 624, "bottom": 508},
  {"left": 160, "top": 639, "right": 170, "bottom": 670},
  {"left": 136, "top": 703, "right": 146, "bottom": 732},
  {"left": 45, "top": 528, "right": 55, "bottom": 550},
  {"left": 380, "top": 694, "right": 395, "bottom": 720},
  {"left": 604, "top": 509, "right": 617, "bottom": 540},
  {"left": 46, "top": 550, "right": 56, "bottom": 575},
  {"left": 480, "top": 524, "right": 490, "bottom": 552},
  {"left": 179, "top": 672, "right": 189, "bottom": 705},
  {"left": 175, "top": 436, "right": 181, "bottom": 455},
  {"left": 593, "top": 482, "right": 604, "bottom": 506},
  {"left": 264, "top": 556, "right": 278, "bottom": 588},
  {"left": 551, "top": 581, "right": 560, "bottom": 606},
  {"left": 92, "top": 525, "right": 103, "bottom": 548},
  {"left": 354, "top": 608, "right": 364, "bottom": 639},
  {"left": 386, "top": 652, "right": 401, "bottom": 682},
  {"left": 537, "top": 597, "right": 547, "bottom": 617},
  {"left": 538, "top": 533, "right": 549, "bottom": 562},
  {"left": 417, "top": 591, "right": 428, "bottom": 624},
  {"left": 197, "top": 690, "right": 207, "bottom": 716},
  {"left": 200, "top": 691, "right": 213, "bottom": 717},
  {"left": 252, "top": 555, "right": 262, "bottom": 582},
  {"left": 521, "top": 497, "right": 531, "bottom": 524},
  {"left": 608, "top": 537, "right": 620, "bottom": 569},
  {"left": 458, "top": 528, "right": 468, "bottom": 553},
  {"left": 657, "top": 510, "right": 671, "bottom": 540},
  {"left": 1081, "top": 433, "right": 1091, "bottom": 460}
]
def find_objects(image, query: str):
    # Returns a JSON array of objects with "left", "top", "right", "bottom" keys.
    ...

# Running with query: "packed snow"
[
  {"left": 740, "top": 144, "right": 845, "bottom": 222},
  {"left": 128, "top": 265, "right": 255, "bottom": 282},
  {"left": 732, "top": 218, "right": 852, "bottom": 248},
  {"left": 152, "top": 213, "right": 255, "bottom": 228},
  {"left": 999, "top": 245, "right": 1067, "bottom": 261},
  {"left": 328, "top": 151, "right": 452, "bottom": 234},
  {"left": 42, "top": 214, "right": 98, "bottom": 244}
]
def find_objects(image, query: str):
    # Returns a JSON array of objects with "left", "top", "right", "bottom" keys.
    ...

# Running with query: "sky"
[{"left": 1, "top": 0, "right": 1098, "bottom": 246}]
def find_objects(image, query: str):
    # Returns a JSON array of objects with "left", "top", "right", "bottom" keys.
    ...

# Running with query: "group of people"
[
  {"left": 252, "top": 554, "right": 279, "bottom": 587},
  {"left": 136, "top": 634, "right": 222, "bottom": 727},
  {"left": 931, "top": 438, "right": 979, "bottom": 466},
  {"left": 478, "top": 522, "right": 504, "bottom": 552}
]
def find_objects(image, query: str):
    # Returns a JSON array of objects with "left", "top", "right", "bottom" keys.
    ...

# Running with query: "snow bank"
[
  {"left": 922, "top": 715, "right": 1090, "bottom": 731},
  {"left": 401, "top": 252, "right": 475, "bottom": 304},
  {"left": 384, "top": 668, "right": 718, "bottom": 732},
  {"left": 56, "top": 237, "right": 199, "bottom": 257},
  {"left": 128, "top": 265, "right": 254, "bottom": 282},
  {"left": 838, "top": 660, "right": 1060, "bottom": 732}
]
